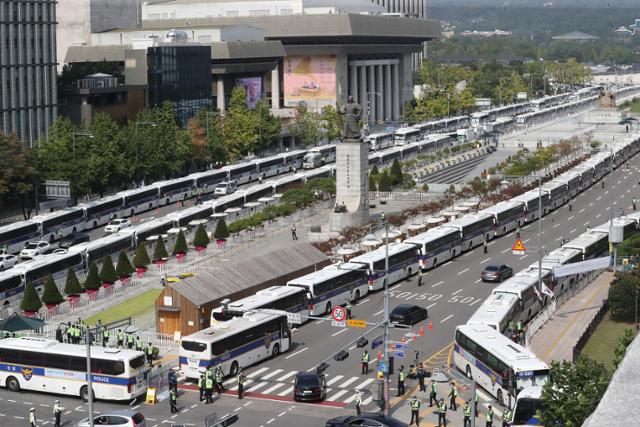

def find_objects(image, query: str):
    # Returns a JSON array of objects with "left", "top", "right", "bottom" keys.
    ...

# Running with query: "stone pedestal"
[{"left": 330, "top": 139, "right": 370, "bottom": 232}]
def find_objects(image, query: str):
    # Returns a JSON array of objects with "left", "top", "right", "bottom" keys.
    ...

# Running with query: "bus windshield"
[
  {"left": 513, "top": 397, "right": 544, "bottom": 425},
  {"left": 181, "top": 340, "right": 207, "bottom": 352},
  {"left": 516, "top": 369, "right": 549, "bottom": 389}
]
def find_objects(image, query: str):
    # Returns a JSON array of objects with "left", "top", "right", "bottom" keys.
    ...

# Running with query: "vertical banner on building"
[
  {"left": 235, "top": 77, "right": 262, "bottom": 109},
  {"left": 283, "top": 55, "right": 337, "bottom": 110}
]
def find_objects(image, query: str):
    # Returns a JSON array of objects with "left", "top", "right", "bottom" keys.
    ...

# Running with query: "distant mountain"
[{"left": 428, "top": 0, "right": 639, "bottom": 7}]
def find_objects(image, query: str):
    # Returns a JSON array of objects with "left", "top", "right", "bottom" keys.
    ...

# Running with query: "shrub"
[
  {"left": 116, "top": 250, "right": 134, "bottom": 277},
  {"left": 378, "top": 171, "right": 393, "bottom": 191},
  {"left": 422, "top": 183, "right": 429, "bottom": 192},
  {"left": 369, "top": 173, "right": 378, "bottom": 191},
  {"left": 281, "top": 188, "right": 315, "bottom": 208},
  {"left": 133, "top": 243, "right": 151, "bottom": 269},
  {"left": 608, "top": 272, "right": 640, "bottom": 322},
  {"left": 41, "top": 274, "right": 64, "bottom": 305},
  {"left": 370, "top": 164, "right": 379, "bottom": 175},
  {"left": 193, "top": 223, "right": 210, "bottom": 247},
  {"left": 20, "top": 281, "right": 42, "bottom": 312},
  {"left": 99, "top": 255, "right": 118, "bottom": 284},
  {"left": 214, "top": 218, "right": 230, "bottom": 240},
  {"left": 153, "top": 238, "right": 169, "bottom": 261},
  {"left": 173, "top": 230, "right": 188, "bottom": 255},
  {"left": 390, "top": 159, "right": 404, "bottom": 185},
  {"left": 84, "top": 262, "right": 101, "bottom": 291},
  {"left": 64, "top": 267, "right": 82, "bottom": 295}
]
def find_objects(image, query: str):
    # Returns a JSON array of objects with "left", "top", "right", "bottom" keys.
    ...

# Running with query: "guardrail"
[{"left": 572, "top": 299, "right": 609, "bottom": 362}]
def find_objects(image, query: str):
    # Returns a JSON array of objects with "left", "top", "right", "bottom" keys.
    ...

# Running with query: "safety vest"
[
  {"left": 54, "top": 403, "right": 61, "bottom": 415},
  {"left": 146, "top": 346, "right": 154, "bottom": 356},
  {"left": 198, "top": 376, "right": 204, "bottom": 388},
  {"left": 346, "top": 303, "right": 352, "bottom": 310},
  {"left": 30, "top": 413, "right": 35, "bottom": 423},
  {"left": 509, "top": 321, "right": 515, "bottom": 331},
  {"left": 438, "top": 402, "right": 446, "bottom": 414},
  {"left": 135, "top": 338, "right": 142, "bottom": 350},
  {"left": 504, "top": 409, "right": 512, "bottom": 421},
  {"left": 205, "top": 377, "right": 213, "bottom": 389},
  {"left": 170, "top": 389, "right": 176, "bottom": 401},
  {"left": 103, "top": 329, "right": 109, "bottom": 338},
  {"left": 464, "top": 405, "right": 471, "bottom": 416},
  {"left": 411, "top": 399, "right": 420, "bottom": 410},
  {"left": 431, "top": 383, "right": 437, "bottom": 394},
  {"left": 487, "top": 410, "right": 494, "bottom": 422},
  {"left": 475, "top": 393, "right": 478, "bottom": 403},
  {"left": 127, "top": 334, "right": 133, "bottom": 343},
  {"left": 237, "top": 374, "right": 245, "bottom": 385},
  {"left": 452, "top": 385, "right": 458, "bottom": 397},
  {"left": 354, "top": 394, "right": 362, "bottom": 405},
  {"left": 215, "top": 369, "right": 223, "bottom": 382},
  {"left": 517, "top": 322, "right": 523, "bottom": 332},
  {"left": 399, "top": 370, "right": 406, "bottom": 382},
  {"left": 205, "top": 369, "right": 213, "bottom": 381},
  {"left": 118, "top": 332, "right": 124, "bottom": 341},
  {"left": 362, "top": 353, "right": 369, "bottom": 363}
]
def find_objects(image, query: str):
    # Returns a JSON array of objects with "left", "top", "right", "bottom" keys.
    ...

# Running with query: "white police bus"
[
  {"left": 442, "top": 213, "right": 495, "bottom": 252},
  {"left": 179, "top": 310, "right": 291, "bottom": 379},
  {"left": 480, "top": 201, "right": 526, "bottom": 237},
  {"left": 349, "top": 243, "right": 420, "bottom": 292},
  {"left": 34, "top": 208, "right": 86, "bottom": 243},
  {"left": 0, "top": 336, "right": 149, "bottom": 401},
  {"left": 466, "top": 292, "right": 520, "bottom": 333},
  {"left": 405, "top": 227, "right": 461, "bottom": 270},
  {"left": 512, "top": 386, "right": 544, "bottom": 427},
  {"left": 286, "top": 263, "right": 368, "bottom": 316},
  {"left": 454, "top": 324, "right": 549, "bottom": 405},
  {"left": 79, "top": 196, "right": 126, "bottom": 229},
  {"left": 0, "top": 221, "right": 40, "bottom": 254},
  {"left": 13, "top": 251, "right": 86, "bottom": 292},
  {"left": 211, "top": 286, "right": 309, "bottom": 322}
]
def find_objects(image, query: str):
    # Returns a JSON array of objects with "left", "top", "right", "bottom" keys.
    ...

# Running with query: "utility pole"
[
  {"left": 609, "top": 142, "right": 616, "bottom": 268},
  {"left": 85, "top": 327, "right": 95, "bottom": 427},
  {"left": 537, "top": 176, "right": 543, "bottom": 308},
  {"left": 382, "top": 215, "right": 391, "bottom": 417}
]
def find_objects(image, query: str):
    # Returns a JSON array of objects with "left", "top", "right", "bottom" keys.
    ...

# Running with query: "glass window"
[{"left": 45, "top": 353, "right": 69, "bottom": 370}]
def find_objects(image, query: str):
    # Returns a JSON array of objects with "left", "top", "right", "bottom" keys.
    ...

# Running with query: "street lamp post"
[
  {"left": 85, "top": 327, "right": 95, "bottom": 427},
  {"left": 382, "top": 217, "right": 390, "bottom": 417}
]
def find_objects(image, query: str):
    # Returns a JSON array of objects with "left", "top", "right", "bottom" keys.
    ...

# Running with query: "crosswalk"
[{"left": 218, "top": 366, "right": 378, "bottom": 405}]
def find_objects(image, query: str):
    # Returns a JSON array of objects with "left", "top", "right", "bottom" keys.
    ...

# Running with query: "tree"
[
  {"left": 193, "top": 223, "right": 210, "bottom": 247},
  {"left": 541, "top": 357, "right": 609, "bottom": 427},
  {"left": 214, "top": 218, "right": 230, "bottom": 241},
  {"left": 173, "top": 229, "right": 188, "bottom": 255},
  {"left": 64, "top": 267, "right": 82, "bottom": 296},
  {"left": 133, "top": 243, "right": 151, "bottom": 269},
  {"left": 84, "top": 261, "right": 101, "bottom": 292},
  {"left": 87, "top": 113, "right": 130, "bottom": 197},
  {"left": 41, "top": 274, "right": 64, "bottom": 305},
  {"left": 281, "top": 188, "right": 315, "bottom": 208},
  {"left": 378, "top": 171, "right": 393, "bottom": 192},
  {"left": 370, "top": 164, "right": 379, "bottom": 176},
  {"left": 369, "top": 173, "right": 378, "bottom": 191},
  {"left": 608, "top": 271, "right": 640, "bottom": 322},
  {"left": 20, "top": 281, "right": 42, "bottom": 313},
  {"left": 255, "top": 100, "right": 282, "bottom": 152},
  {"left": 152, "top": 238, "right": 168, "bottom": 261},
  {"left": 613, "top": 329, "right": 636, "bottom": 369},
  {"left": 0, "top": 132, "right": 38, "bottom": 219},
  {"left": 390, "top": 159, "right": 404, "bottom": 185},
  {"left": 116, "top": 250, "right": 134, "bottom": 278},
  {"left": 291, "top": 105, "right": 322, "bottom": 147},
  {"left": 320, "top": 105, "right": 342, "bottom": 142},
  {"left": 99, "top": 255, "right": 118, "bottom": 284},
  {"left": 223, "top": 85, "right": 262, "bottom": 159},
  {"left": 305, "top": 178, "right": 336, "bottom": 198}
]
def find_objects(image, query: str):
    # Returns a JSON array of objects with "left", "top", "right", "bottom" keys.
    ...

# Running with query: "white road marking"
[
  {"left": 374, "top": 309, "right": 384, "bottom": 315},
  {"left": 457, "top": 268, "right": 469, "bottom": 275},
  {"left": 567, "top": 215, "right": 574, "bottom": 220},
  {"left": 596, "top": 213, "right": 601, "bottom": 218},
  {"left": 326, "top": 375, "right": 344, "bottom": 386},
  {"left": 277, "top": 386, "right": 294, "bottom": 396},
  {"left": 480, "top": 257, "right": 491, "bottom": 264},
  {"left": 443, "top": 261, "right": 453, "bottom": 266},
  {"left": 519, "top": 255, "right": 528, "bottom": 260},
  {"left": 278, "top": 411, "right": 287, "bottom": 417},
  {"left": 327, "top": 389, "right": 350, "bottom": 401},
  {"left": 451, "top": 289, "right": 463, "bottom": 295},
  {"left": 247, "top": 367, "right": 269, "bottom": 378},
  {"left": 570, "top": 228, "right": 577, "bottom": 234},
  {"left": 356, "top": 298, "right": 370, "bottom": 305},
  {"left": 555, "top": 237, "right": 563, "bottom": 241},
  {"left": 261, "top": 369, "right": 284, "bottom": 380},
  {"left": 331, "top": 328, "right": 347, "bottom": 337},
  {"left": 276, "top": 371, "right": 298, "bottom": 382},
  {"left": 340, "top": 377, "right": 360, "bottom": 388},
  {"left": 463, "top": 250, "right": 475, "bottom": 257},
  {"left": 584, "top": 221, "right": 590, "bottom": 226},
  {"left": 523, "top": 239, "right": 530, "bottom": 243},
  {"left": 470, "top": 298, "right": 482, "bottom": 306},
  {"left": 440, "top": 314, "right": 454, "bottom": 323},
  {"left": 474, "top": 278, "right": 481, "bottom": 283},
  {"left": 579, "top": 208, "right": 585, "bottom": 213},
  {"left": 431, "top": 281, "right": 444, "bottom": 288},
  {"left": 589, "top": 202, "right": 594, "bottom": 207},
  {"left": 266, "top": 418, "right": 275, "bottom": 424},
  {"left": 262, "top": 383, "right": 287, "bottom": 395},
  {"left": 501, "top": 248, "right": 511, "bottom": 253},
  {"left": 597, "top": 196, "right": 602, "bottom": 200},
  {"left": 285, "top": 347, "right": 308, "bottom": 359},
  {"left": 247, "top": 382, "right": 269, "bottom": 392},
  {"left": 426, "top": 302, "right": 437, "bottom": 309}
]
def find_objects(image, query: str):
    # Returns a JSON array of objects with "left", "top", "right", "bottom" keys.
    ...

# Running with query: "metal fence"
[
  {"left": 369, "top": 191, "right": 440, "bottom": 202},
  {"left": 572, "top": 299, "right": 610, "bottom": 362}
]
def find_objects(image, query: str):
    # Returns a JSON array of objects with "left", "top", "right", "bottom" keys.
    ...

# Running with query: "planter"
[
  {"left": 23, "top": 310, "right": 38, "bottom": 317},
  {"left": 119, "top": 275, "right": 131, "bottom": 284},
  {"left": 135, "top": 267, "right": 147, "bottom": 277},
  {"left": 195, "top": 246, "right": 207, "bottom": 253},
  {"left": 67, "top": 295, "right": 80, "bottom": 304},
  {"left": 175, "top": 252, "right": 187, "bottom": 259},
  {"left": 215, "top": 239, "right": 226, "bottom": 249},
  {"left": 152, "top": 259, "right": 167, "bottom": 265},
  {"left": 46, "top": 303, "right": 59, "bottom": 310},
  {"left": 102, "top": 282, "right": 114, "bottom": 289},
  {"left": 87, "top": 289, "right": 99, "bottom": 301}
]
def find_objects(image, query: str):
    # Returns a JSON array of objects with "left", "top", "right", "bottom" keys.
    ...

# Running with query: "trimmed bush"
[
  {"left": 116, "top": 250, "right": 134, "bottom": 278},
  {"left": 153, "top": 238, "right": 168, "bottom": 261},
  {"left": 378, "top": 171, "right": 393, "bottom": 192},
  {"left": 133, "top": 243, "right": 151, "bottom": 269},
  {"left": 99, "top": 255, "right": 118, "bottom": 284},
  {"left": 370, "top": 164, "right": 379, "bottom": 175},
  {"left": 281, "top": 188, "right": 315, "bottom": 208},
  {"left": 368, "top": 173, "right": 377, "bottom": 191},
  {"left": 173, "top": 230, "right": 188, "bottom": 255},
  {"left": 41, "top": 274, "right": 64, "bottom": 305},
  {"left": 84, "top": 261, "right": 101, "bottom": 292},
  {"left": 64, "top": 267, "right": 82, "bottom": 296},
  {"left": 390, "top": 159, "right": 404, "bottom": 185},
  {"left": 21, "top": 281, "right": 42, "bottom": 313},
  {"left": 193, "top": 223, "right": 210, "bottom": 248},
  {"left": 214, "top": 218, "right": 230, "bottom": 241}
]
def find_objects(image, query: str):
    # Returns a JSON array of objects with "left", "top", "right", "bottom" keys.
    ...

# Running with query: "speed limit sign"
[{"left": 332, "top": 306, "right": 347, "bottom": 322}]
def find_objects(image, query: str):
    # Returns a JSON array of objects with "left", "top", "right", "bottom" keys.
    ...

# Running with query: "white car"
[
  {"left": 214, "top": 180, "right": 237, "bottom": 196},
  {"left": 0, "top": 254, "right": 18, "bottom": 271},
  {"left": 76, "top": 409, "right": 146, "bottom": 427},
  {"left": 104, "top": 218, "right": 131, "bottom": 234},
  {"left": 20, "top": 241, "right": 50, "bottom": 260}
]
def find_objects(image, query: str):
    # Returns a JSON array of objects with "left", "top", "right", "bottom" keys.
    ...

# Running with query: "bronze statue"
[{"left": 339, "top": 95, "right": 363, "bottom": 140}]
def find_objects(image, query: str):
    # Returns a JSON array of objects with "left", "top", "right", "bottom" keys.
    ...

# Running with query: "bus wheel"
[
  {"left": 93, "top": 221, "right": 98, "bottom": 229},
  {"left": 49, "top": 235, "right": 55, "bottom": 244},
  {"left": 72, "top": 227, "right": 77, "bottom": 234},
  {"left": 433, "top": 258, "right": 438, "bottom": 268},
  {"left": 229, "top": 361, "right": 239, "bottom": 378},
  {"left": 6, "top": 376, "right": 20, "bottom": 392},
  {"left": 497, "top": 389, "right": 505, "bottom": 406},
  {"left": 272, "top": 343, "right": 280, "bottom": 358},
  {"left": 354, "top": 290, "right": 360, "bottom": 301},
  {"left": 465, "top": 365, "right": 472, "bottom": 380},
  {"left": 406, "top": 268, "right": 412, "bottom": 281},
  {"left": 80, "top": 385, "right": 93, "bottom": 402},
  {"left": 325, "top": 302, "right": 332, "bottom": 315}
]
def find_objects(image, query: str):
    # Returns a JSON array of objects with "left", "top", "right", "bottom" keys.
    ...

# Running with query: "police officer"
[
  {"left": 237, "top": 369, "right": 246, "bottom": 399},
  {"left": 463, "top": 400, "right": 472, "bottom": 427},
  {"left": 516, "top": 225, "right": 521, "bottom": 239},
  {"left": 475, "top": 392, "right": 479, "bottom": 417},
  {"left": 102, "top": 328, "right": 109, "bottom": 347},
  {"left": 448, "top": 381, "right": 458, "bottom": 411},
  {"left": 516, "top": 322, "right": 524, "bottom": 343},
  {"left": 417, "top": 363, "right": 426, "bottom": 392},
  {"left": 486, "top": 405, "right": 494, "bottom": 427},
  {"left": 53, "top": 400, "right": 62, "bottom": 427},
  {"left": 634, "top": 197, "right": 638, "bottom": 211},
  {"left": 29, "top": 408, "right": 36, "bottom": 427},
  {"left": 66, "top": 323, "right": 73, "bottom": 343},
  {"left": 503, "top": 407, "right": 513, "bottom": 427},
  {"left": 145, "top": 342, "right": 154, "bottom": 367},
  {"left": 361, "top": 350, "right": 369, "bottom": 375},
  {"left": 117, "top": 329, "right": 124, "bottom": 348},
  {"left": 483, "top": 238, "right": 488, "bottom": 254},
  {"left": 135, "top": 336, "right": 143, "bottom": 352},
  {"left": 417, "top": 269, "right": 424, "bottom": 287},
  {"left": 397, "top": 366, "right": 406, "bottom": 396},
  {"left": 291, "top": 224, "right": 298, "bottom": 241},
  {"left": 429, "top": 379, "right": 438, "bottom": 407},
  {"left": 215, "top": 366, "right": 224, "bottom": 393},
  {"left": 169, "top": 387, "right": 178, "bottom": 413},
  {"left": 410, "top": 396, "right": 421, "bottom": 426},
  {"left": 437, "top": 398, "right": 447, "bottom": 427},
  {"left": 205, "top": 371, "right": 214, "bottom": 404},
  {"left": 346, "top": 302, "right": 352, "bottom": 319},
  {"left": 198, "top": 373, "right": 205, "bottom": 402},
  {"left": 126, "top": 331, "right": 134, "bottom": 349},
  {"left": 354, "top": 390, "right": 362, "bottom": 415}
]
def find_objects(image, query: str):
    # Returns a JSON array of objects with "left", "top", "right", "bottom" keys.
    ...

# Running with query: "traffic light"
[{"left": 389, "top": 356, "right": 395, "bottom": 375}]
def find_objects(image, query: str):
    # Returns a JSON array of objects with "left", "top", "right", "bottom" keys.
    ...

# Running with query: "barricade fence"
[{"left": 572, "top": 299, "right": 609, "bottom": 362}]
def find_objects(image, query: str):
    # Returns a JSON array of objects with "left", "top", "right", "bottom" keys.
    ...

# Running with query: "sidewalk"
[{"left": 529, "top": 271, "right": 613, "bottom": 364}]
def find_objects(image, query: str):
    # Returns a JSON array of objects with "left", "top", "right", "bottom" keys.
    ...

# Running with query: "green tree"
[
  {"left": 133, "top": 243, "right": 151, "bottom": 269},
  {"left": 291, "top": 105, "right": 322, "bottom": 147},
  {"left": 41, "top": 274, "right": 64, "bottom": 305},
  {"left": 87, "top": 113, "right": 130, "bottom": 196},
  {"left": 116, "top": 250, "right": 134, "bottom": 278},
  {"left": 305, "top": 178, "right": 336, "bottom": 198},
  {"left": 64, "top": 267, "right": 82, "bottom": 296},
  {"left": 370, "top": 164, "right": 379, "bottom": 176},
  {"left": 369, "top": 173, "right": 378, "bottom": 191},
  {"left": 173, "top": 229, "right": 188, "bottom": 255},
  {"left": 378, "top": 171, "right": 393, "bottom": 192},
  {"left": 214, "top": 218, "right": 230, "bottom": 241},
  {"left": 193, "top": 223, "right": 210, "bottom": 247},
  {"left": 152, "top": 238, "right": 168, "bottom": 261},
  {"left": 390, "top": 159, "right": 404, "bottom": 185},
  {"left": 20, "top": 281, "right": 42, "bottom": 313},
  {"left": 99, "top": 255, "right": 118, "bottom": 284},
  {"left": 223, "top": 86, "right": 261, "bottom": 159},
  {"left": 281, "top": 188, "right": 315, "bottom": 208},
  {"left": 255, "top": 100, "right": 282, "bottom": 152},
  {"left": 608, "top": 272, "right": 640, "bottom": 322},
  {"left": 192, "top": 109, "right": 229, "bottom": 167},
  {"left": 613, "top": 329, "right": 636, "bottom": 369},
  {"left": 84, "top": 261, "right": 101, "bottom": 291},
  {"left": 320, "top": 105, "right": 342, "bottom": 142},
  {"left": 0, "top": 132, "right": 38, "bottom": 219},
  {"left": 541, "top": 357, "right": 609, "bottom": 427}
]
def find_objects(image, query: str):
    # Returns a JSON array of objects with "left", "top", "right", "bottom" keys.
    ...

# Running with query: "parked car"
[
  {"left": 104, "top": 218, "right": 131, "bottom": 234},
  {"left": 214, "top": 180, "right": 237, "bottom": 196},
  {"left": 59, "top": 233, "right": 90, "bottom": 249},
  {"left": 390, "top": 304, "right": 428, "bottom": 326},
  {"left": 0, "top": 254, "right": 18, "bottom": 271},
  {"left": 293, "top": 370, "right": 327, "bottom": 402},
  {"left": 76, "top": 409, "right": 146, "bottom": 427},
  {"left": 481, "top": 264, "right": 513, "bottom": 282},
  {"left": 20, "top": 241, "right": 50, "bottom": 260},
  {"left": 326, "top": 413, "right": 408, "bottom": 427}
]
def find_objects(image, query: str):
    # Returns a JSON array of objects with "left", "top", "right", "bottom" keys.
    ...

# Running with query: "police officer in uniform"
[
  {"left": 475, "top": 392, "right": 479, "bottom": 417},
  {"left": 135, "top": 336, "right": 143, "bottom": 352},
  {"left": 168, "top": 369, "right": 177, "bottom": 393},
  {"left": 486, "top": 405, "right": 494, "bottom": 427},
  {"left": 346, "top": 302, "right": 352, "bottom": 319},
  {"left": 53, "top": 400, "right": 62, "bottom": 427},
  {"left": 417, "top": 363, "right": 426, "bottom": 392},
  {"left": 205, "top": 366, "right": 213, "bottom": 390},
  {"left": 237, "top": 369, "right": 246, "bottom": 399},
  {"left": 417, "top": 269, "right": 424, "bottom": 286},
  {"left": 169, "top": 387, "right": 178, "bottom": 413},
  {"left": 361, "top": 350, "right": 369, "bottom": 375},
  {"left": 437, "top": 398, "right": 447, "bottom": 427},
  {"left": 354, "top": 390, "right": 362, "bottom": 415},
  {"left": 409, "top": 396, "right": 421, "bottom": 426},
  {"left": 126, "top": 331, "right": 134, "bottom": 349},
  {"left": 429, "top": 379, "right": 438, "bottom": 407},
  {"left": 102, "top": 328, "right": 109, "bottom": 347},
  {"left": 117, "top": 329, "right": 124, "bottom": 348},
  {"left": 397, "top": 366, "right": 406, "bottom": 396},
  {"left": 145, "top": 342, "right": 154, "bottom": 367},
  {"left": 205, "top": 371, "right": 214, "bottom": 404},
  {"left": 29, "top": 408, "right": 36, "bottom": 427},
  {"left": 215, "top": 366, "right": 224, "bottom": 393},
  {"left": 448, "top": 381, "right": 458, "bottom": 411},
  {"left": 483, "top": 238, "right": 488, "bottom": 254},
  {"left": 463, "top": 400, "right": 472, "bottom": 427},
  {"left": 198, "top": 373, "right": 205, "bottom": 402},
  {"left": 502, "top": 407, "right": 513, "bottom": 427}
]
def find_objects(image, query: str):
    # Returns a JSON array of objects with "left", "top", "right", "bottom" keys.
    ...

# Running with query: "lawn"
[
  {"left": 83, "top": 288, "right": 162, "bottom": 326},
  {"left": 581, "top": 311, "right": 638, "bottom": 372}
]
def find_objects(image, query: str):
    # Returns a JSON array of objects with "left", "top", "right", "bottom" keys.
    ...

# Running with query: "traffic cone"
[
  {"left": 419, "top": 326, "right": 425, "bottom": 336},
  {"left": 428, "top": 320, "right": 433, "bottom": 331},
  {"left": 402, "top": 336, "right": 406, "bottom": 344},
  {"left": 377, "top": 351, "right": 383, "bottom": 361}
]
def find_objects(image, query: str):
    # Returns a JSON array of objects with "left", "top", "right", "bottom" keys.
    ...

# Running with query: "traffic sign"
[
  {"left": 512, "top": 238, "right": 526, "bottom": 255},
  {"left": 391, "top": 342, "right": 409, "bottom": 350},
  {"left": 392, "top": 351, "right": 405, "bottom": 358},
  {"left": 371, "top": 334, "right": 384, "bottom": 350},
  {"left": 347, "top": 319, "right": 367, "bottom": 328},
  {"left": 378, "top": 360, "right": 387, "bottom": 373},
  {"left": 331, "top": 306, "right": 347, "bottom": 322},
  {"left": 331, "top": 321, "right": 346, "bottom": 327},
  {"left": 287, "top": 312, "right": 302, "bottom": 325}
]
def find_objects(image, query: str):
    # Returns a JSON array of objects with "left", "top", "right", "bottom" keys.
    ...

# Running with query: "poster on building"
[
  {"left": 284, "top": 55, "right": 337, "bottom": 110},
  {"left": 235, "top": 77, "right": 262, "bottom": 109}
]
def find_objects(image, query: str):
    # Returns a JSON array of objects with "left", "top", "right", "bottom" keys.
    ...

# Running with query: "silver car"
[
  {"left": 76, "top": 409, "right": 146, "bottom": 427},
  {"left": 0, "top": 254, "right": 18, "bottom": 271}
]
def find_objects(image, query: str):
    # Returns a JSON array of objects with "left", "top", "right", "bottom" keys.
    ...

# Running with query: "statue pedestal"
[{"left": 330, "top": 139, "right": 370, "bottom": 232}]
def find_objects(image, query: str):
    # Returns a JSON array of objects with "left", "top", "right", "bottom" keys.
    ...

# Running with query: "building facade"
[{"left": 0, "top": 0, "right": 58, "bottom": 147}]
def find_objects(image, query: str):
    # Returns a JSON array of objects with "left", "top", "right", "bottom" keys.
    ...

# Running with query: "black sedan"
[
  {"left": 293, "top": 370, "right": 326, "bottom": 402},
  {"left": 481, "top": 264, "right": 513, "bottom": 282},
  {"left": 326, "top": 413, "right": 408, "bottom": 427},
  {"left": 389, "top": 304, "right": 428, "bottom": 326}
]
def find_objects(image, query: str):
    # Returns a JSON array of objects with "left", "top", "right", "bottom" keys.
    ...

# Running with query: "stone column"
[
  {"left": 216, "top": 76, "right": 225, "bottom": 112},
  {"left": 368, "top": 65, "right": 376, "bottom": 124},
  {"left": 359, "top": 65, "right": 367, "bottom": 109},
  {"left": 350, "top": 64, "right": 358, "bottom": 100},
  {"left": 392, "top": 63, "right": 400, "bottom": 121},
  {"left": 385, "top": 64, "right": 392, "bottom": 121},
  {"left": 377, "top": 64, "right": 384, "bottom": 122},
  {"left": 271, "top": 66, "right": 280, "bottom": 109}
]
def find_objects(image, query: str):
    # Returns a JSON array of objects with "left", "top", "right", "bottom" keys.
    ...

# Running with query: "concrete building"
[{"left": 0, "top": 0, "right": 58, "bottom": 147}]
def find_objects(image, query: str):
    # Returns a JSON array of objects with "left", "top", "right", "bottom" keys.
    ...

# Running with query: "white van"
[{"left": 214, "top": 180, "right": 238, "bottom": 196}]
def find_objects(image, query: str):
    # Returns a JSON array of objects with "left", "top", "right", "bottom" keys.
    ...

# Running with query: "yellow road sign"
[
  {"left": 347, "top": 319, "right": 367, "bottom": 328},
  {"left": 512, "top": 238, "right": 526, "bottom": 255}
]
